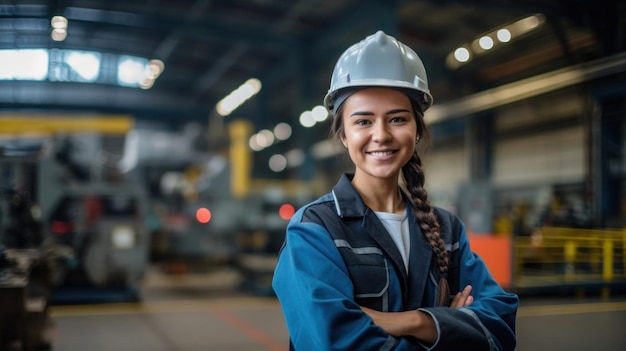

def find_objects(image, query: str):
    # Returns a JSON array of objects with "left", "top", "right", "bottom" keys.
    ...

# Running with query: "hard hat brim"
[{"left": 324, "top": 84, "right": 433, "bottom": 114}]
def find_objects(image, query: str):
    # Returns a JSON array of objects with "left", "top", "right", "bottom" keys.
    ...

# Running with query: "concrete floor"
[{"left": 47, "top": 268, "right": 626, "bottom": 351}]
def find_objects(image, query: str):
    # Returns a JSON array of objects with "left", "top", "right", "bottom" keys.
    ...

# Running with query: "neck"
[{"left": 351, "top": 173, "right": 404, "bottom": 214}]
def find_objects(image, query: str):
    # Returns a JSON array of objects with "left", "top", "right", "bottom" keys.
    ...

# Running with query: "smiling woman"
[
  {"left": 339, "top": 87, "right": 418, "bottom": 190},
  {"left": 272, "top": 30, "right": 519, "bottom": 351}
]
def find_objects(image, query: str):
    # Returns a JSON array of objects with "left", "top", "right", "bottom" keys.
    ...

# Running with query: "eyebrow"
[{"left": 349, "top": 108, "right": 411, "bottom": 117}]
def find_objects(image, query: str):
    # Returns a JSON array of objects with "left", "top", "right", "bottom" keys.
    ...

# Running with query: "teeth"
[{"left": 370, "top": 151, "right": 393, "bottom": 157}]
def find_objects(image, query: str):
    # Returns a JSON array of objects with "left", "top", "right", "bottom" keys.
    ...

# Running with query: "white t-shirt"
[{"left": 374, "top": 209, "right": 410, "bottom": 272}]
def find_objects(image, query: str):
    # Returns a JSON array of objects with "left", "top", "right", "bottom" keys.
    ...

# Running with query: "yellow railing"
[{"left": 513, "top": 227, "right": 626, "bottom": 291}]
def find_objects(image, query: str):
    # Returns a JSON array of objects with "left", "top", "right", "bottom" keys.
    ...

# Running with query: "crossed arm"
[{"left": 360, "top": 285, "right": 474, "bottom": 344}]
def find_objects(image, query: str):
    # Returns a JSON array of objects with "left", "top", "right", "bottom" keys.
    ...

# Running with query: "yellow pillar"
[
  {"left": 601, "top": 239, "right": 614, "bottom": 300},
  {"left": 228, "top": 119, "right": 253, "bottom": 199},
  {"left": 603, "top": 239, "right": 614, "bottom": 282},
  {"left": 564, "top": 241, "right": 576, "bottom": 281},
  {"left": 623, "top": 229, "right": 626, "bottom": 279}
]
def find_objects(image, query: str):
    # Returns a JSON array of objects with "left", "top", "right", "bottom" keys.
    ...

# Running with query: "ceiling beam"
[
  {"left": 188, "top": 0, "right": 323, "bottom": 105},
  {"left": 426, "top": 50, "right": 626, "bottom": 123},
  {"left": 152, "top": 0, "right": 212, "bottom": 61}
]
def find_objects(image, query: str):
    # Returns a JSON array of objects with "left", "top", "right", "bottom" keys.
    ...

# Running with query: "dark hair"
[{"left": 329, "top": 93, "right": 450, "bottom": 307}]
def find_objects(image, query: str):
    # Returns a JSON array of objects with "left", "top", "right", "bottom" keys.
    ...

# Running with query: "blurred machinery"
[
  {"left": 1, "top": 142, "right": 58, "bottom": 351},
  {"left": 1, "top": 130, "right": 151, "bottom": 348},
  {"left": 138, "top": 120, "right": 317, "bottom": 294},
  {"left": 144, "top": 146, "right": 311, "bottom": 288},
  {"left": 38, "top": 137, "right": 149, "bottom": 298},
  {"left": 1, "top": 115, "right": 151, "bottom": 305}
]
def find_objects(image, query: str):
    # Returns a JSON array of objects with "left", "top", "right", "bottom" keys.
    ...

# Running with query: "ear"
[{"left": 340, "top": 136, "right": 348, "bottom": 148}]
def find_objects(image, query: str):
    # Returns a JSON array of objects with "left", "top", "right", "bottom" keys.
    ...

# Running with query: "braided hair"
[{"left": 330, "top": 93, "right": 450, "bottom": 307}]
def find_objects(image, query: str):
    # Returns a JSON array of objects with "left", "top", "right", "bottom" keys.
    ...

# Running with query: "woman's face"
[{"left": 340, "top": 87, "right": 418, "bottom": 182}]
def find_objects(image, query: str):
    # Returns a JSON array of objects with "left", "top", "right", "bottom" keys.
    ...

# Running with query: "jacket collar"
[
  {"left": 331, "top": 173, "right": 369, "bottom": 217},
  {"left": 331, "top": 173, "right": 433, "bottom": 308}
]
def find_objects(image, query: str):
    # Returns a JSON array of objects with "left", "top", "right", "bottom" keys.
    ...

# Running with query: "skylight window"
[
  {"left": 0, "top": 49, "right": 48, "bottom": 80},
  {"left": 0, "top": 49, "right": 163, "bottom": 89},
  {"left": 117, "top": 56, "right": 148, "bottom": 87},
  {"left": 65, "top": 51, "right": 100, "bottom": 82}
]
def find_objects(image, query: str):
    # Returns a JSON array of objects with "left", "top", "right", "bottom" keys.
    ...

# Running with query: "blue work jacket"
[{"left": 272, "top": 174, "right": 518, "bottom": 350}]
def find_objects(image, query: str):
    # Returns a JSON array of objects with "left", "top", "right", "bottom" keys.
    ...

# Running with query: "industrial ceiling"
[{"left": 0, "top": 0, "right": 624, "bottom": 146}]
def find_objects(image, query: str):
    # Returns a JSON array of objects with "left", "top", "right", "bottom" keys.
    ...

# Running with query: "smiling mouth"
[{"left": 368, "top": 150, "right": 396, "bottom": 157}]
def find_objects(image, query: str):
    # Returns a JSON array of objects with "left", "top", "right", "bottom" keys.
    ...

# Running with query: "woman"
[{"left": 272, "top": 30, "right": 518, "bottom": 351}]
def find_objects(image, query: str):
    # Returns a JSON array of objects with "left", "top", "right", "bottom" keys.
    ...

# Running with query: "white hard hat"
[{"left": 323, "top": 30, "right": 433, "bottom": 113}]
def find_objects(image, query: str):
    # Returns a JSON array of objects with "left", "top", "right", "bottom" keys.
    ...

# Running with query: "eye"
[
  {"left": 390, "top": 116, "right": 409, "bottom": 124},
  {"left": 354, "top": 119, "right": 371, "bottom": 126}
]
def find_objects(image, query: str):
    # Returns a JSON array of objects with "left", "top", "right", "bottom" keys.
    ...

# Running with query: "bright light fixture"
[
  {"left": 311, "top": 105, "right": 329, "bottom": 122},
  {"left": 51, "top": 16, "right": 68, "bottom": 42},
  {"left": 454, "top": 47, "right": 471, "bottom": 62},
  {"left": 478, "top": 36, "right": 494, "bottom": 50},
  {"left": 51, "top": 16, "right": 68, "bottom": 29},
  {"left": 216, "top": 78, "right": 262, "bottom": 116},
  {"left": 446, "top": 14, "right": 545, "bottom": 69},
  {"left": 51, "top": 28, "right": 67, "bottom": 41},
  {"left": 286, "top": 149, "right": 305, "bottom": 167},
  {"left": 497, "top": 29, "right": 512, "bottom": 42},
  {"left": 269, "top": 154, "right": 287, "bottom": 172},
  {"left": 273, "top": 122, "right": 292, "bottom": 140},
  {"left": 118, "top": 57, "right": 147, "bottom": 86},
  {"left": 299, "top": 111, "right": 315, "bottom": 128}
]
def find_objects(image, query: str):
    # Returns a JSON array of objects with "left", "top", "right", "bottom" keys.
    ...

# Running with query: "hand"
[
  {"left": 450, "top": 285, "right": 473, "bottom": 308},
  {"left": 360, "top": 306, "right": 437, "bottom": 343},
  {"left": 361, "top": 306, "right": 402, "bottom": 335}
]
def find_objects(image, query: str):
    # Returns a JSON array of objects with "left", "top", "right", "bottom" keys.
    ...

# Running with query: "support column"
[
  {"left": 591, "top": 80, "right": 626, "bottom": 227},
  {"left": 459, "top": 113, "right": 495, "bottom": 233},
  {"left": 228, "top": 119, "right": 253, "bottom": 199}
]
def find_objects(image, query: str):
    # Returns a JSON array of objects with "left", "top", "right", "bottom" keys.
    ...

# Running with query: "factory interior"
[{"left": 0, "top": 0, "right": 625, "bottom": 350}]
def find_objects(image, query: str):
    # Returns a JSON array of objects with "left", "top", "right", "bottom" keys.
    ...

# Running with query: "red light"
[
  {"left": 51, "top": 220, "right": 73, "bottom": 234},
  {"left": 278, "top": 203, "right": 295, "bottom": 220},
  {"left": 196, "top": 207, "right": 212, "bottom": 223}
]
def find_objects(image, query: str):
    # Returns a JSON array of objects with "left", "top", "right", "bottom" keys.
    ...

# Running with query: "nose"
[{"left": 372, "top": 121, "right": 391, "bottom": 143}]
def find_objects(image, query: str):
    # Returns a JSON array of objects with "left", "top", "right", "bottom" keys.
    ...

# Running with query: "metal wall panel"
[
  {"left": 493, "top": 126, "right": 585, "bottom": 187},
  {"left": 424, "top": 147, "right": 468, "bottom": 208}
]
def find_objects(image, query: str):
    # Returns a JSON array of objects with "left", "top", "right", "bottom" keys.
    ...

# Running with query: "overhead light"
[
  {"left": 478, "top": 36, "right": 494, "bottom": 50},
  {"left": 454, "top": 47, "right": 471, "bottom": 63},
  {"left": 248, "top": 135, "right": 263, "bottom": 151},
  {"left": 258, "top": 129, "right": 274, "bottom": 147},
  {"left": 299, "top": 111, "right": 315, "bottom": 128},
  {"left": 446, "top": 13, "right": 546, "bottom": 69},
  {"left": 248, "top": 129, "right": 274, "bottom": 151},
  {"left": 216, "top": 78, "right": 262, "bottom": 116},
  {"left": 273, "top": 123, "right": 292, "bottom": 141},
  {"left": 139, "top": 59, "right": 165, "bottom": 89},
  {"left": 118, "top": 57, "right": 146, "bottom": 86},
  {"left": 248, "top": 122, "right": 292, "bottom": 153},
  {"left": 147, "top": 59, "right": 165, "bottom": 79},
  {"left": 51, "top": 28, "right": 67, "bottom": 41},
  {"left": 268, "top": 154, "right": 287, "bottom": 172},
  {"left": 51, "top": 16, "right": 68, "bottom": 42},
  {"left": 311, "top": 105, "right": 329, "bottom": 122},
  {"left": 497, "top": 29, "right": 512, "bottom": 42},
  {"left": 51, "top": 16, "right": 68, "bottom": 29},
  {"left": 286, "top": 149, "right": 305, "bottom": 167},
  {"left": 298, "top": 105, "right": 328, "bottom": 128}
]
